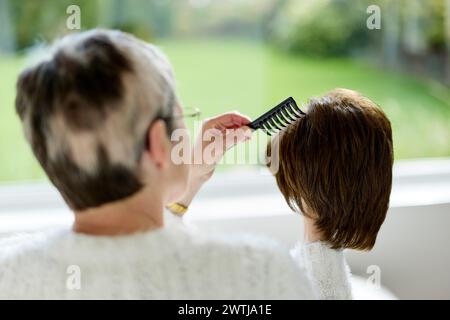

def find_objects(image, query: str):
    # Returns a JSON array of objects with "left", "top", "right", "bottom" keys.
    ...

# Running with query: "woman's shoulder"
[
  {"left": 0, "top": 228, "right": 75, "bottom": 267},
  {"left": 164, "top": 214, "right": 300, "bottom": 269},
  {"left": 0, "top": 224, "right": 314, "bottom": 299},
  {"left": 176, "top": 226, "right": 314, "bottom": 298},
  {"left": 178, "top": 223, "right": 301, "bottom": 271}
]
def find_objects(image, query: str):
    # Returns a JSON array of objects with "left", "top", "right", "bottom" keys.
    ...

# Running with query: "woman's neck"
[{"left": 73, "top": 189, "right": 164, "bottom": 236}]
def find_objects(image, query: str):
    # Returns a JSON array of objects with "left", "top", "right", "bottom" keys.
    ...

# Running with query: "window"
[{"left": 0, "top": 0, "right": 449, "bottom": 184}]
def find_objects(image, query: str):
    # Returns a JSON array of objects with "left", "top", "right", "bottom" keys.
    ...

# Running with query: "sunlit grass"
[{"left": 0, "top": 40, "right": 449, "bottom": 182}]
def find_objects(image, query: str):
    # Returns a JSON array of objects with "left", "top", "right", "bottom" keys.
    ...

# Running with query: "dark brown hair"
[{"left": 269, "top": 89, "right": 393, "bottom": 250}]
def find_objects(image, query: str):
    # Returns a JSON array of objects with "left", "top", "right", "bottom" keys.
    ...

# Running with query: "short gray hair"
[{"left": 16, "top": 29, "right": 177, "bottom": 210}]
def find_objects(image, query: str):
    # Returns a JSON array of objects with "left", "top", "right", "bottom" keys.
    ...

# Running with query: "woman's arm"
[{"left": 175, "top": 112, "right": 252, "bottom": 208}]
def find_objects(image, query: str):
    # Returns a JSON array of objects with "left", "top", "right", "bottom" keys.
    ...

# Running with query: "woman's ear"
[{"left": 146, "top": 120, "right": 170, "bottom": 169}]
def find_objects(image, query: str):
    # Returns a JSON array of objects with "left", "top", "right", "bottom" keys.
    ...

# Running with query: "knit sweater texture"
[{"left": 0, "top": 211, "right": 351, "bottom": 299}]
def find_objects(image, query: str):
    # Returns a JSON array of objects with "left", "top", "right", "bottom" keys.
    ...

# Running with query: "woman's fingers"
[
  {"left": 188, "top": 111, "right": 253, "bottom": 185},
  {"left": 214, "top": 126, "right": 253, "bottom": 158},
  {"left": 226, "top": 125, "right": 253, "bottom": 144},
  {"left": 205, "top": 111, "right": 252, "bottom": 129}
]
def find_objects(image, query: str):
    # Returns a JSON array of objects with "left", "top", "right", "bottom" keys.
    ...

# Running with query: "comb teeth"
[{"left": 248, "top": 97, "right": 305, "bottom": 136}]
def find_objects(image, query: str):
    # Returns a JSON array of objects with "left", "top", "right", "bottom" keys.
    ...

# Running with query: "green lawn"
[{"left": 1, "top": 39, "right": 449, "bottom": 182}]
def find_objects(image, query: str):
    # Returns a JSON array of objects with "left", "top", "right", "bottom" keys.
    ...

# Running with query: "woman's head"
[
  {"left": 15, "top": 29, "right": 190, "bottom": 211},
  {"left": 268, "top": 88, "right": 393, "bottom": 250}
]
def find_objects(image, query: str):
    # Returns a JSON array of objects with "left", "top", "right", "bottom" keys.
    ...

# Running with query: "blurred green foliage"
[
  {"left": 5, "top": 0, "right": 449, "bottom": 60},
  {"left": 268, "top": 0, "right": 376, "bottom": 56},
  {"left": 6, "top": 0, "right": 175, "bottom": 49},
  {"left": 10, "top": 0, "right": 99, "bottom": 49},
  {"left": 268, "top": 0, "right": 448, "bottom": 57}
]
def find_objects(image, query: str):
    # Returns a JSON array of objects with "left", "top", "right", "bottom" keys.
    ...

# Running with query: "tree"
[
  {"left": 0, "top": 0, "right": 15, "bottom": 53},
  {"left": 445, "top": 0, "right": 450, "bottom": 84}
]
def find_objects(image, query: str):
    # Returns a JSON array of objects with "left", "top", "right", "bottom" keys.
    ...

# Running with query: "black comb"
[{"left": 248, "top": 97, "right": 305, "bottom": 136}]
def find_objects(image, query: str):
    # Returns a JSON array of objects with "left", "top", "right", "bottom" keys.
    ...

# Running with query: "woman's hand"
[{"left": 177, "top": 111, "right": 253, "bottom": 207}]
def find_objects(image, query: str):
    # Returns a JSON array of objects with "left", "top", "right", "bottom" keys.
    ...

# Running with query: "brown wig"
[{"left": 268, "top": 89, "right": 393, "bottom": 250}]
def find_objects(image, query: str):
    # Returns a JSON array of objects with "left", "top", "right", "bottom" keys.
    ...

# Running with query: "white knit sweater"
[{"left": 0, "top": 211, "right": 352, "bottom": 299}]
